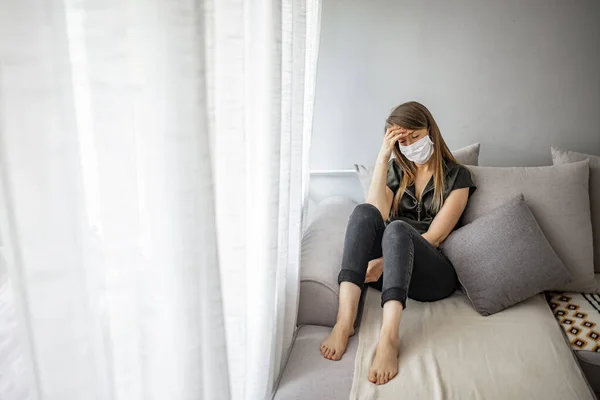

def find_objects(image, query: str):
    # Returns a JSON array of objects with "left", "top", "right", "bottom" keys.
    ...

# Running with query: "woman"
[{"left": 320, "top": 101, "right": 476, "bottom": 386}]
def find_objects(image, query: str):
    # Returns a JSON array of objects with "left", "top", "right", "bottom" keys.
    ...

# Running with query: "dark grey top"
[{"left": 385, "top": 159, "right": 477, "bottom": 234}]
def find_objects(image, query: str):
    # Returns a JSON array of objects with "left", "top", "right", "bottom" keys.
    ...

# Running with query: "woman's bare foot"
[
  {"left": 368, "top": 336, "right": 399, "bottom": 385},
  {"left": 320, "top": 323, "right": 354, "bottom": 360}
]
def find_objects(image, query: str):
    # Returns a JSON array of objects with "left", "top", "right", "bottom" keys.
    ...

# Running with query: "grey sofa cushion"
[
  {"left": 441, "top": 195, "right": 571, "bottom": 316},
  {"left": 450, "top": 142, "right": 481, "bottom": 167},
  {"left": 297, "top": 197, "right": 358, "bottom": 327},
  {"left": 462, "top": 161, "right": 598, "bottom": 293},
  {"left": 552, "top": 147, "right": 600, "bottom": 273},
  {"left": 354, "top": 143, "right": 480, "bottom": 200}
]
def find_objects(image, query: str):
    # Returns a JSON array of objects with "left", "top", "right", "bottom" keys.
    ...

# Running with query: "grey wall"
[{"left": 311, "top": 0, "right": 600, "bottom": 171}]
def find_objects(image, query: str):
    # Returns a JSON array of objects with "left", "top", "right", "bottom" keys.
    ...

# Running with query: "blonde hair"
[{"left": 385, "top": 101, "right": 459, "bottom": 218}]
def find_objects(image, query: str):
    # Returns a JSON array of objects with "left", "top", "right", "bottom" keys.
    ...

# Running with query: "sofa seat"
[
  {"left": 274, "top": 289, "right": 597, "bottom": 400},
  {"left": 273, "top": 325, "right": 358, "bottom": 400},
  {"left": 349, "top": 288, "right": 594, "bottom": 399}
]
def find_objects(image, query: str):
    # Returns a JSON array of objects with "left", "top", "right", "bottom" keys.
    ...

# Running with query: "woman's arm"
[
  {"left": 366, "top": 126, "right": 408, "bottom": 220},
  {"left": 365, "top": 159, "right": 395, "bottom": 221},
  {"left": 422, "top": 187, "right": 470, "bottom": 247}
]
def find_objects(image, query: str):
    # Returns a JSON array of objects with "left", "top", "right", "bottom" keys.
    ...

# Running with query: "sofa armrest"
[{"left": 297, "top": 196, "right": 358, "bottom": 327}]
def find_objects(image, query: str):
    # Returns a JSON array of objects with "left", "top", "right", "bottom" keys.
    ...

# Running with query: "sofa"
[{"left": 272, "top": 146, "right": 600, "bottom": 400}]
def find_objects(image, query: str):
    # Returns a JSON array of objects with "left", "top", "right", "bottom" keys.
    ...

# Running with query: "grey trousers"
[{"left": 337, "top": 203, "right": 458, "bottom": 308}]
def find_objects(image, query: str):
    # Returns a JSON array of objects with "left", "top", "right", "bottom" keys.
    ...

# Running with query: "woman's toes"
[
  {"left": 320, "top": 324, "right": 352, "bottom": 360},
  {"left": 368, "top": 338, "right": 399, "bottom": 385},
  {"left": 368, "top": 371, "right": 376, "bottom": 383}
]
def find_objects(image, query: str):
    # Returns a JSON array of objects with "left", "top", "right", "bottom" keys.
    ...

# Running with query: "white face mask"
[{"left": 399, "top": 135, "right": 434, "bottom": 164}]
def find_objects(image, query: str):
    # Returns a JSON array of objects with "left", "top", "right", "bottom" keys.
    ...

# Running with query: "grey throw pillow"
[
  {"left": 552, "top": 147, "right": 600, "bottom": 273},
  {"left": 441, "top": 195, "right": 572, "bottom": 316},
  {"left": 355, "top": 143, "right": 480, "bottom": 200},
  {"left": 450, "top": 142, "right": 481, "bottom": 166},
  {"left": 462, "top": 161, "right": 598, "bottom": 294}
]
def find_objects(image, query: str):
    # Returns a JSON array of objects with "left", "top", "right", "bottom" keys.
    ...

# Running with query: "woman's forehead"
[{"left": 389, "top": 124, "right": 427, "bottom": 132}]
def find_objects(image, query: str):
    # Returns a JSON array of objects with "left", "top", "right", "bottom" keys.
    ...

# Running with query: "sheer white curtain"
[{"left": 0, "top": 1, "right": 321, "bottom": 399}]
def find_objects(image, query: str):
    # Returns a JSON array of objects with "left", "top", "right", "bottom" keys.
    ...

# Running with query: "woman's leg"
[
  {"left": 320, "top": 203, "right": 385, "bottom": 360},
  {"left": 368, "top": 220, "right": 457, "bottom": 384}
]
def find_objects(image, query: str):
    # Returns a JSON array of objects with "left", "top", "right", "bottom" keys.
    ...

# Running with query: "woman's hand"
[
  {"left": 379, "top": 125, "right": 409, "bottom": 160},
  {"left": 365, "top": 257, "right": 384, "bottom": 283}
]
